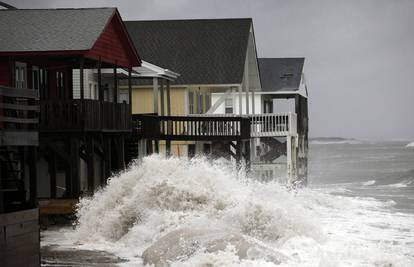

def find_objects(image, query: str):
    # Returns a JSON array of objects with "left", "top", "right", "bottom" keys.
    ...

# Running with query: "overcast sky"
[{"left": 6, "top": 0, "right": 414, "bottom": 140}]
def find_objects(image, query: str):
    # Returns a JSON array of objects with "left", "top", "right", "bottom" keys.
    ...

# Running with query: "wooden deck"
[
  {"left": 40, "top": 99, "right": 131, "bottom": 133},
  {"left": 0, "top": 86, "right": 39, "bottom": 146},
  {"left": 133, "top": 114, "right": 251, "bottom": 141},
  {"left": 38, "top": 199, "right": 78, "bottom": 215}
]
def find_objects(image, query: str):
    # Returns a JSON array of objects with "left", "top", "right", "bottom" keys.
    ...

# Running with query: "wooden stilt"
[
  {"left": 28, "top": 147, "right": 37, "bottom": 208},
  {"left": 49, "top": 151, "right": 57, "bottom": 198},
  {"left": 70, "top": 138, "right": 80, "bottom": 197},
  {"left": 87, "top": 136, "right": 95, "bottom": 192}
]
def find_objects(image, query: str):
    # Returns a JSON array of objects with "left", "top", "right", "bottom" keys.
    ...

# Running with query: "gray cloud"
[{"left": 6, "top": 0, "right": 414, "bottom": 139}]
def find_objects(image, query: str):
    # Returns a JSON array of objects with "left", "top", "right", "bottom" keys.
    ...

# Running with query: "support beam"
[
  {"left": 251, "top": 90, "right": 255, "bottom": 114},
  {"left": 28, "top": 147, "right": 37, "bottom": 208},
  {"left": 153, "top": 77, "right": 159, "bottom": 114},
  {"left": 97, "top": 58, "right": 103, "bottom": 101},
  {"left": 79, "top": 57, "right": 84, "bottom": 100},
  {"left": 166, "top": 80, "right": 171, "bottom": 116},
  {"left": 87, "top": 137, "right": 95, "bottom": 193},
  {"left": 244, "top": 55, "right": 249, "bottom": 115},
  {"left": 103, "top": 137, "right": 111, "bottom": 182},
  {"left": 128, "top": 68, "right": 132, "bottom": 113},
  {"left": 49, "top": 152, "right": 56, "bottom": 198},
  {"left": 69, "top": 138, "right": 80, "bottom": 197},
  {"left": 166, "top": 140, "right": 171, "bottom": 157},
  {"left": 238, "top": 85, "right": 243, "bottom": 115},
  {"left": 160, "top": 79, "right": 165, "bottom": 116},
  {"left": 113, "top": 64, "right": 118, "bottom": 103}
]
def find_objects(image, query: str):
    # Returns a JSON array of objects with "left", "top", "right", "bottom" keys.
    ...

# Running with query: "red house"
[{"left": 0, "top": 8, "right": 140, "bottom": 265}]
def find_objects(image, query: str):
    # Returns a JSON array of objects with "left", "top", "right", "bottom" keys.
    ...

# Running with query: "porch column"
[
  {"left": 251, "top": 90, "right": 255, "bottom": 114},
  {"left": 87, "top": 137, "right": 95, "bottom": 192},
  {"left": 153, "top": 78, "right": 159, "bottom": 114},
  {"left": 113, "top": 64, "right": 118, "bottom": 103},
  {"left": 128, "top": 68, "right": 132, "bottom": 113},
  {"left": 238, "top": 85, "right": 243, "bottom": 115},
  {"left": 28, "top": 147, "right": 37, "bottom": 207},
  {"left": 97, "top": 58, "right": 103, "bottom": 101},
  {"left": 160, "top": 79, "right": 165, "bottom": 116},
  {"left": 244, "top": 56, "right": 249, "bottom": 115},
  {"left": 79, "top": 57, "right": 84, "bottom": 100},
  {"left": 166, "top": 80, "right": 171, "bottom": 116}
]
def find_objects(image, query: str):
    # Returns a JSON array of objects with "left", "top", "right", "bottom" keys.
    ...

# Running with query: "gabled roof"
[
  {"left": 0, "top": 8, "right": 115, "bottom": 52},
  {"left": 0, "top": 8, "right": 141, "bottom": 67},
  {"left": 125, "top": 18, "right": 253, "bottom": 86},
  {"left": 258, "top": 58, "right": 304, "bottom": 92}
]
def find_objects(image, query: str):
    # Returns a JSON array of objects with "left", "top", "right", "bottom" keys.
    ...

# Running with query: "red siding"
[
  {"left": 85, "top": 13, "right": 140, "bottom": 68},
  {"left": 0, "top": 57, "right": 11, "bottom": 86}
]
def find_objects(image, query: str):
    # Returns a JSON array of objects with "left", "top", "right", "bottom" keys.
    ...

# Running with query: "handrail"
[
  {"left": 0, "top": 85, "right": 38, "bottom": 130},
  {"left": 40, "top": 99, "right": 131, "bottom": 132},
  {"left": 133, "top": 114, "right": 250, "bottom": 140}
]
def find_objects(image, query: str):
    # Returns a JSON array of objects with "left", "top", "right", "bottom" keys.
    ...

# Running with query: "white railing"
[
  {"left": 192, "top": 112, "right": 297, "bottom": 137},
  {"left": 250, "top": 112, "right": 297, "bottom": 137}
]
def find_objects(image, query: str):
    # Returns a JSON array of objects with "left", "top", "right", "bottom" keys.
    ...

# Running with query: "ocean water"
[{"left": 41, "top": 140, "right": 414, "bottom": 266}]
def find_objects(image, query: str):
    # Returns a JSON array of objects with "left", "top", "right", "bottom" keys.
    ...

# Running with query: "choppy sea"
[{"left": 41, "top": 140, "right": 414, "bottom": 266}]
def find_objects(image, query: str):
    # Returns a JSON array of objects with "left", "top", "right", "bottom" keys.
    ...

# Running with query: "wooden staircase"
[{"left": 0, "top": 147, "right": 27, "bottom": 212}]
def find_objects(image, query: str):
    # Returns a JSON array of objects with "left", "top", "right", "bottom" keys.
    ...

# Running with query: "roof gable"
[
  {"left": 125, "top": 18, "right": 252, "bottom": 85},
  {"left": 85, "top": 10, "right": 141, "bottom": 68},
  {"left": 258, "top": 58, "right": 304, "bottom": 92}
]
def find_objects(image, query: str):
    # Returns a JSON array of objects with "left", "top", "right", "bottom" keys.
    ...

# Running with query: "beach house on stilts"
[{"left": 0, "top": 7, "right": 141, "bottom": 218}]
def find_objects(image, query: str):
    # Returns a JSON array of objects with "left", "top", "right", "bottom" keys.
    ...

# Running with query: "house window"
[
  {"left": 188, "top": 91, "right": 194, "bottom": 114},
  {"left": 225, "top": 98, "right": 233, "bottom": 114},
  {"left": 15, "top": 62, "right": 27, "bottom": 88}
]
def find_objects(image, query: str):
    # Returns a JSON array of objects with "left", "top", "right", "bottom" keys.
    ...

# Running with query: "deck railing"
[
  {"left": 133, "top": 114, "right": 250, "bottom": 140},
  {"left": 0, "top": 86, "right": 39, "bottom": 130},
  {"left": 250, "top": 113, "right": 297, "bottom": 137},
  {"left": 40, "top": 99, "right": 131, "bottom": 132},
  {"left": 0, "top": 86, "right": 39, "bottom": 146},
  {"left": 193, "top": 112, "right": 297, "bottom": 137}
]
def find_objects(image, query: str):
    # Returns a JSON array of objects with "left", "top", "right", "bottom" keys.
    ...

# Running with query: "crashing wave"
[
  {"left": 406, "top": 141, "right": 414, "bottom": 148},
  {"left": 69, "top": 155, "right": 414, "bottom": 266}
]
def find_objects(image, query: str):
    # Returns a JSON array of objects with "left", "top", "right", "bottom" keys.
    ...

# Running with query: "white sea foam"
[
  {"left": 362, "top": 180, "right": 376, "bottom": 186},
  {"left": 310, "top": 139, "right": 361, "bottom": 145},
  {"left": 42, "top": 155, "right": 414, "bottom": 266},
  {"left": 406, "top": 141, "right": 414, "bottom": 148}
]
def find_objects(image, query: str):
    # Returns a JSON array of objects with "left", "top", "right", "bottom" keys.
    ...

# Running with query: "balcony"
[
  {"left": 0, "top": 86, "right": 39, "bottom": 146},
  {"left": 250, "top": 113, "right": 297, "bottom": 137},
  {"left": 40, "top": 100, "right": 131, "bottom": 133},
  {"left": 133, "top": 114, "right": 251, "bottom": 141}
]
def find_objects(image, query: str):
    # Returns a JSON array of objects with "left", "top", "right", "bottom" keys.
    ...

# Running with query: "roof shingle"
[
  {"left": 125, "top": 18, "right": 252, "bottom": 85},
  {"left": 0, "top": 8, "right": 115, "bottom": 52},
  {"left": 258, "top": 58, "right": 304, "bottom": 91}
]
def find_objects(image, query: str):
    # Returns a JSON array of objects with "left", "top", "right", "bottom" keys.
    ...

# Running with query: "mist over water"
[{"left": 41, "top": 141, "right": 414, "bottom": 266}]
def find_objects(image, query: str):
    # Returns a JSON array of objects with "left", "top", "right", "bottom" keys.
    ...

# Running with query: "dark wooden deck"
[
  {"left": 40, "top": 99, "right": 131, "bottom": 133},
  {"left": 133, "top": 114, "right": 251, "bottom": 141},
  {"left": 0, "top": 86, "right": 39, "bottom": 146}
]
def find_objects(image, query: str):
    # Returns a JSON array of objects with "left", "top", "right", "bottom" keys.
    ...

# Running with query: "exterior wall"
[
  {"left": 130, "top": 86, "right": 187, "bottom": 115},
  {"left": 211, "top": 91, "right": 261, "bottom": 115},
  {"left": 187, "top": 86, "right": 212, "bottom": 114},
  {"left": 0, "top": 57, "right": 11, "bottom": 86},
  {"left": 85, "top": 14, "right": 139, "bottom": 68},
  {"left": 72, "top": 69, "right": 99, "bottom": 100}
]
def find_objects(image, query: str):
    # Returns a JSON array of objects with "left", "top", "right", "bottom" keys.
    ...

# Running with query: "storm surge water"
[{"left": 65, "top": 155, "right": 414, "bottom": 266}]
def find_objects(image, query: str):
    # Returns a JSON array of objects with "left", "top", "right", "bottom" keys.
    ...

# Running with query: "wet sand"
[{"left": 41, "top": 245, "right": 126, "bottom": 266}]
